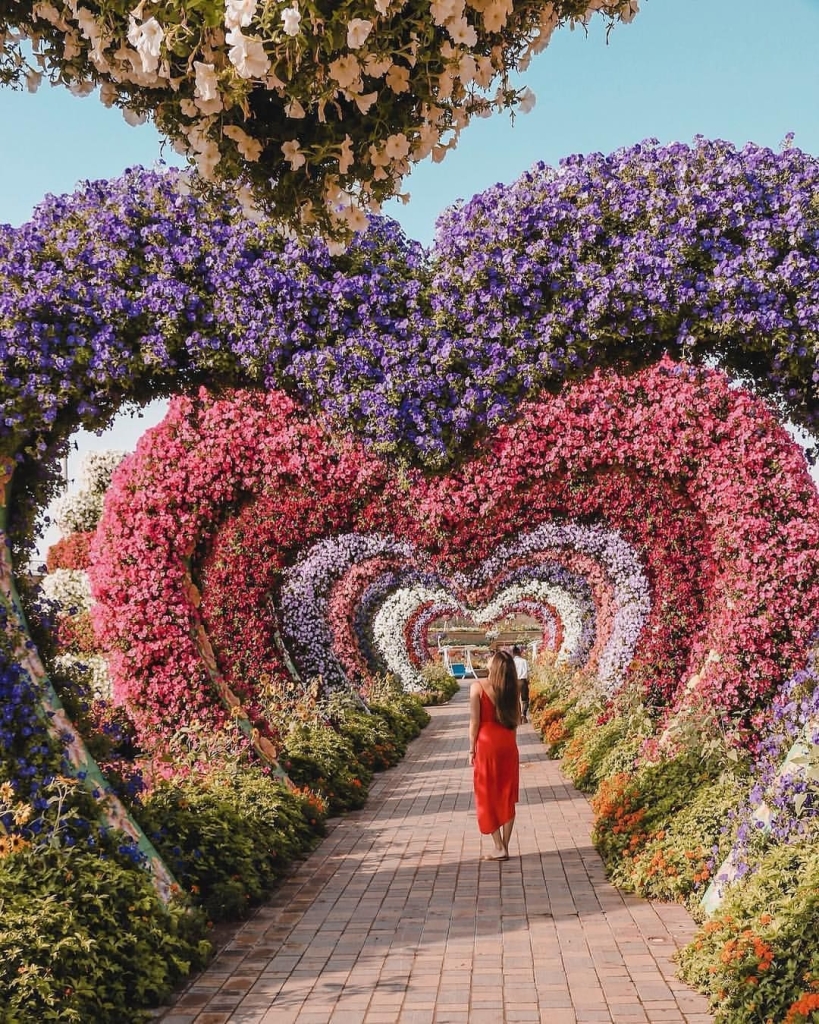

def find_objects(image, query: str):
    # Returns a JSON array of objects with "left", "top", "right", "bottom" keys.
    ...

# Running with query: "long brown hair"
[{"left": 487, "top": 651, "right": 520, "bottom": 730}]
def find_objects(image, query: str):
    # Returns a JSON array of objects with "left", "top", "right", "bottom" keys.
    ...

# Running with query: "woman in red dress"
[{"left": 468, "top": 650, "right": 520, "bottom": 860}]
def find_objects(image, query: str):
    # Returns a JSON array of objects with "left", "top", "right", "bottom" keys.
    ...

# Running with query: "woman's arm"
[{"left": 468, "top": 682, "right": 481, "bottom": 765}]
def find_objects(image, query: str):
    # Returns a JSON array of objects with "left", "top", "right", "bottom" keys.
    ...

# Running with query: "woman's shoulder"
[{"left": 470, "top": 680, "right": 484, "bottom": 697}]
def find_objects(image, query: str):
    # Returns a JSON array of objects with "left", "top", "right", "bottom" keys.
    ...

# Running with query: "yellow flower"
[
  {"left": 9, "top": 834, "right": 29, "bottom": 854},
  {"left": 12, "top": 804, "right": 32, "bottom": 826},
  {"left": 0, "top": 836, "right": 11, "bottom": 857},
  {"left": 0, "top": 781, "right": 14, "bottom": 803}
]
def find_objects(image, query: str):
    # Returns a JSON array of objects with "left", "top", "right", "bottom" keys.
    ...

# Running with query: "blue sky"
[{"left": 4, "top": 0, "right": 818, "bottom": 548}]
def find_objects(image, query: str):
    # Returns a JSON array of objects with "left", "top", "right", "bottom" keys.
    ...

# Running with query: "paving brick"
[{"left": 157, "top": 689, "right": 713, "bottom": 1024}]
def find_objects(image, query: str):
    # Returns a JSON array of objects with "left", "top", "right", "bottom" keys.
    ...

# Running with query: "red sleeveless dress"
[{"left": 473, "top": 688, "right": 519, "bottom": 834}]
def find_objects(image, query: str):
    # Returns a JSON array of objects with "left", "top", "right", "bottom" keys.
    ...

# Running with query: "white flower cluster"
[
  {"left": 53, "top": 652, "right": 112, "bottom": 700},
  {"left": 7, "top": 0, "right": 640, "bottom": 237},
  {"left": 474, "top": 581, "right": 587, "bottom": 666},
  {"left": 372, "top": 585, "right": 456, "bottom": 689},
  {"left": 80, "top": 450, "right": 127, "bottom": 495},
  {"left": 464, "top": 522, "right": 651, "bottom": 691},
  {"left": 51, "top": 449, "right": 125, "bottom": 536},
  {"left": 51, "top": 489, "right": 104, "bottom": 536},
  {"left": 40, "top": 568, "right": 92, "bottom": 614}
]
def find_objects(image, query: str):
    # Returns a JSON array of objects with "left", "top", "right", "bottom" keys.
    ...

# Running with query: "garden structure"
[{"left": 1, "top": 138, "right": 819, "bottom": 1021}]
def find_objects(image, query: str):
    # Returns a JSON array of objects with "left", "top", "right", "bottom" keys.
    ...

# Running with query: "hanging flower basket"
[{"left": 4, "top": 0, "right": 637, "bottom": 238}]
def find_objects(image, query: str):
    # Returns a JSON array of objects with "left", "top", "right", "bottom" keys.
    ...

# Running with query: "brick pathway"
[{"left": 158, "top": 684, "right": 713, "bottom": 1024}]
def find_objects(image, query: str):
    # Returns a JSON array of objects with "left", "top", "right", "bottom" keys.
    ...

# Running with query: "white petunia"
[
  {"left": 430, "top": 0, "right": 464, "bottom": 26},
  {"left": 482, "top": 0, "right": 512, "bottom": 33},
  {"left": 446, "top": 15, "right": 477, "bottom": 47},
  {"left": 518, "top": 86, "right": 536, "bottom": 113},
  {"left": 122, "top": 106, "right": 148, "bottom": 126},
  {"left": 223, "top": 124, "right": 263, "bottom": 160},
  {"left": 338, "top": 135, "right": 355, "bottom": 174},
  {"left": 342, "top": 204, "right": 369, "bottom": 232},
  {"left": 226, "top": 26, "right": 271, "bottom": 78},
  {"left": 281, "top": 138, "right": 306, "bottom": 170},
  {"left": 385, "top": 63, "right": 409, "bottom": 93},
  {"left": 224, "top": 0, "right": 257, "bottom": 30},
  {"left": 346, "top": 18, "right": 373, "bottom": 48},
  {"left": 364, "top": 54, "right": 392, "bottom": 78},
  {"left": 281, "top": 4, "right": 301, "bottom": 36},
  {"left": 69, "top": 78, "right": 96, "bottom": 97},
  {"left": 193, "top": 61, "right": 223, "bottom": 113},
  {"left": 193, "top": 137, "right": 221, "bottom": 178},
  {"left": 384, "top": 132, "right": 410, "bottom": 161},
  {"left": 328, "top": 53, "right": 361, "bottom": 89},
  {"left": 99, "top": 81, "right": 118, "bottom": 107},
  {"left": 457, "top": 53, "right": 476, "bottom": 83},
  {"left": 127, "top": 14, "right": 164, "bottom": 74}
]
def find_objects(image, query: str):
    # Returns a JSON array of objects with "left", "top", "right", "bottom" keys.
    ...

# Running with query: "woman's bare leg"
[
  {"left": 483, "top": 828, "right": 508, "bottom": 859},
  {"left": 501, "top": 817, "right": 515, "bottom": 856}
]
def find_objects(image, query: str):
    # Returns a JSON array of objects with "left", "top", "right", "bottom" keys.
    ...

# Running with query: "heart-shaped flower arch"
[
  {"left": 88, "top": 360, "right": 819, "bottom": 762},
  {"left": 4, "top": 138, "right": 819, "bottom": 889}
]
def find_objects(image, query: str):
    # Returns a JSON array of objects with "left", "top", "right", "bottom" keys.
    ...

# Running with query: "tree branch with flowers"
[{"left": 2, "top": 0, "right": 638, "bottom": 238}]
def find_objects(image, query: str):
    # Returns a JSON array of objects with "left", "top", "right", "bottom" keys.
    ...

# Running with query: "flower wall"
[{"left": 6, "top": 140, "right": 819, "bottom": 484}]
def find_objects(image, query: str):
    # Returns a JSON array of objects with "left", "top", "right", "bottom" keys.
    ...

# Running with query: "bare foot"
[{"left": 483, "top": 849, "right": 509, "bottom": 861}]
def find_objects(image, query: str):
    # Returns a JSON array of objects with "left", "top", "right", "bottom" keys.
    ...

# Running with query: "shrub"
[
  {"left": 0, "top": 845, "right": 210, "bottom": 1023},
  {"left": 678, "top": 845, "right": 819, "bottom": 1023},
  {"left": 614, "top": 775, "right": 744, "bottom": 905},
  {"left": 280, "top": 724, "right": 372, "bottom": 815},
  {"left": 136, "top": 767, "right": 321, "bottom": 922},
  {"left": 417, "top": 663, "right": 460, "bottom": 705},
  {"left": 591, "top": 752, "right": 721, "bottom": 867}
]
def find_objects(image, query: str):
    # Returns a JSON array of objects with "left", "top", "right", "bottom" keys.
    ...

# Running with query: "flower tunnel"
[{"left": 3, "top": 138, "right": 819, "bottom": 899}]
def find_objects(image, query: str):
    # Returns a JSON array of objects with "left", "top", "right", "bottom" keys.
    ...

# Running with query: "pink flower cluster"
[{"left": 89, "top": 360, "right": 819, "bottom": 747}]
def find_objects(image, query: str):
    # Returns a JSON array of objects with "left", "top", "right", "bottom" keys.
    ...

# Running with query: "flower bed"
[{"left": 530, "top": 657, "right": 819, "bottom": 1023}]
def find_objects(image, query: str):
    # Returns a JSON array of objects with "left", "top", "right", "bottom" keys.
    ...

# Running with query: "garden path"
[{"left": 158, "top": 684, "right": 713, "bottom": 1024}]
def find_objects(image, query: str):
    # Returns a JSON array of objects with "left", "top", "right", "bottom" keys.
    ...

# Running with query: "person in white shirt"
[{"left": 512, "top": 645, "right": 529, "bottom": 723}]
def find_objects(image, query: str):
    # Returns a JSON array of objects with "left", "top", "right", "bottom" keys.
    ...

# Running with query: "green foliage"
[
  {"left": 612, "top": 775, "right": 744, "bottom": 904},
  {"left": 417, "top": 662, "right": 460, "bottom": 705},
  {"left": 561, "top": 714, "right": 634, "bottom": 793},
  {"left": 135, "top": 765, "right": 321, "bottom": 923},
  {"left": 592, "top": 751, "right": 723, "bottom": 864},
  {"left": 326, "top": 691, "right": 405, "bottom": 770},
  {"left": 280, "top": 722, "right": 371, "bottom": 814},
  {"left": 0, "top": 846, "right": 210, "bottom": 1024},
  {"left": 678, "top": 846, "right": 819, "bottom": 1023}
]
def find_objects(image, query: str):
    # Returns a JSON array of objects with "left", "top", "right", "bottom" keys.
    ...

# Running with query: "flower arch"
[
  {"left": 86, "top": 359, "right": 819, "bottom": 758},
  {"left": 4, "top": 138, "right": 819, "bottom": 889}
]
